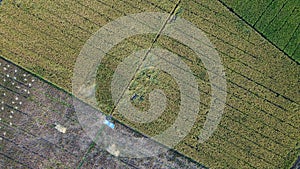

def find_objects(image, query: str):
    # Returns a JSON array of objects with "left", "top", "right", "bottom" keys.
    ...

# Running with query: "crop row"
[
  {"left": 1, "top": 0, "right": 299, "bottom": 168},
  {"left": 220, "top": 0, "right": 300, "bottom": 62}
]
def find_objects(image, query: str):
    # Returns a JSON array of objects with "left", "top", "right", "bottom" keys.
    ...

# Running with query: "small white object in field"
[
  {"left": 7, "top": 65, "right": 10, "bottom": 68},
  {"left": 14, "top": 106, "right": 18, "bottom": 109},
  {"left": 24, "top": 78, "right": 27, "bottom": 81},
  {"left": 16, "top": 86, "right": 20, "bottom": 89},
  {"left": 0, "top": 137, "right": 2, "bottom": 141},
  {"left": 13, "top": 77, "right": 16, "bottom": 80},
  {"left": 28, "top": 83, "right": 32, "bottom": 87},
  {"left": 1, "top": 107, "right": 4, "bottom": 110},
  {"left": 6, "top": 74, "right": 9, "bottom": 77},
  {"left": 23, "top": 74, "right": 26, "bottom": 77},
  {"left": 3, "top": 67, "right": 7, "bottom": 70},
  {"left": 12, "top": 101, "right": 15, "bottom": 104},
  {"left": 107, "top": 144, "right": 120, "bottom": 157},
  {"left": 3, "top": 132, "right": 6, "bottom": 136},
  {"left": 9, "top": 122, "right": 12, "bottom": 126},
  {"left": 11, "top": 111, "right": 13, "bottom": 114},
  {"left": 9, "top": 115, "right": 12, "bottom": 119},
  {"left": 31, "top": 79, "right": 35, "bottom": 82},
  {"left": 3, "top": 93, "right": 6, "bottom": 96},
  {"left": 15, "top": 97, "right": 18, "bottom": 100},
  {"left": 12, "top": 82, "right": 15, "bottom": 85},
  {"left": 55, "top": 124, "right": 67, "bottom": 133},
  {"left": 14, "top": 69, "right": 17, "bottom": 73},
  {"left": 19, "top": 102, "right": 22, "bottom": 105},
  {"left": 3, "top": 78, "right": 6, "bottom": 82},
  {"left": 1, "top": 101, "right": 3, "bottom": 104}
]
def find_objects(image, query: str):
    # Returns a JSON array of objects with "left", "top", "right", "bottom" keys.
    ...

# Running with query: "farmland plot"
[
  {"left": 220, "top": 0, "right": 300, "bottom": 62},
  {"left": 1, "top": 0, "right": 300, "bottom": 168},
  {"left": 0, "top": 57, "right": 206, "bottom": 168}
]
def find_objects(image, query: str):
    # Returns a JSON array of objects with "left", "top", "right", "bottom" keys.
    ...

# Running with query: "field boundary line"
[{"left": 253, "top": 0, "right": 275, "bottom": 27}]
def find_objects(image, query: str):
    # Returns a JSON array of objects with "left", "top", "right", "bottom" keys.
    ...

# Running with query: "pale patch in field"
[
  {"left": 54, "top": 124, "right": 67, "bottom": 134},
  {"left": 106, "top": 144, "right": 120, "bottom": 157}
]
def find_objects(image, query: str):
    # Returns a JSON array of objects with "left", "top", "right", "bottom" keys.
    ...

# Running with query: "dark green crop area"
[{"left": 220, "top": 0, "right": 300, "bottom": 62}]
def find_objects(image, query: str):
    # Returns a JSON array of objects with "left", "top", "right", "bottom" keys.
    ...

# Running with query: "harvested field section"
[{"left": 0, "top": 57, "right": 204, "bottom": 168}]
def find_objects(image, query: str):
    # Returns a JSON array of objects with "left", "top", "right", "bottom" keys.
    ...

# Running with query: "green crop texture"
[{"left": 1, "top": 0, "right": 299, "bottom": 168}]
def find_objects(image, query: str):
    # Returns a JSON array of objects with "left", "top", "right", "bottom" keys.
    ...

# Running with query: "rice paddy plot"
[
  {"left": 220, "top": 0, "right": 300, "bottom": 62},
  {"left": 1, "top": 0, "right": 300, "bottom": 168}
]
